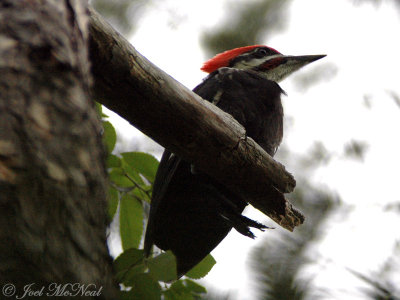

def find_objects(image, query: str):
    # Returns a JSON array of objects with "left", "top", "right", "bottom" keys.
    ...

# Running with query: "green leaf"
[
  {"left": 118, "top": 290, "right": 133, "bottom": 300},
  {"left": 164, "top": 279, "right": 207, "bottom": 300},
  {"left": 109, "top": 168, "right": 133, "bottom": 188},
  {"left": 184, "top": 279, "right": 207, "bottom": 294},
  {"left": 127, "top": 273, "right": 162, "bottom": 300},
  {"left": 103, "top": 121, "right": 117, "bottom": 153},
  {"left": 120, "top": 194, "right": 143, "bottom": 250},
  {"left": 94, "top": 102, "right": 109, "bottom": 118},
  {"left": 164, "top": 281, "right": 195, "bottom": 300},
  {"left": 131, "top": 185, "right": 151, "bottom": 203},
  {"left": 106, "top": 154, "right": 121, "bottom": 168},
  {"left": 185, "top": 254, "right": 216, "bottom": 279},
  {"left": 121, "top": 152, "right": 159, "bottom": 183},
  {"left": 94, "top": 101, "right": 103, "bottom": 117},
  {"left": 114, "top": 248, "right": 145, "bottom": 285},
  {"left": 121, "top": 160, "right": 145, "bottom": 186},
  {"left": 147, "top": 250, "right": 178, "bottom": 282},
  {"left": 114, "top": 248, "right": 144, "bottom": 273},
  {"left": 107, "top": 186, "right": 119, "bottom": 220},
  {"left": 163, "top": 279, "right": 207, "bottom": 300},
  {"left": 121, "top": 161, "right": 152, "bottom": 202}
]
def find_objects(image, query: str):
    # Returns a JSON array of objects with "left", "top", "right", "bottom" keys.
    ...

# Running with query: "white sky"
[{"left": 106, "top": 0, "right": 400, "bottom": 298}]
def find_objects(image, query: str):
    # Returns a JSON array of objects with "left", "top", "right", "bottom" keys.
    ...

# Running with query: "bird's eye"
[{"left": 257, "top": 48, "right": 268, "bottom": 56}]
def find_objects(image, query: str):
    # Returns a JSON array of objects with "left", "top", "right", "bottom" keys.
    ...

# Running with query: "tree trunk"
[{"left": 0, "top": 1, "right": 116, "bottom": 298}]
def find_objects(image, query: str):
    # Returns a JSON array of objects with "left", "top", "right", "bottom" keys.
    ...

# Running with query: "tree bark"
[
  {"left": 0, "top": 1, "right": 117, "bottom": 298},
  {"left": 88, "top": 8, "right": 304, "bottom": 230}
]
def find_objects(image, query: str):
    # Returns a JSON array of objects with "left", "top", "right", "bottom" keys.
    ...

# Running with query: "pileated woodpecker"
[{"left": 144, "top": 45, "right": 325, "bottom": 277}]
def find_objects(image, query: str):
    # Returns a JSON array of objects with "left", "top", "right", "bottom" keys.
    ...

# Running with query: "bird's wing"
[
  {"left": 143, "top": 149, "right": 181, "bottom": 256},
  {"left": 143, "top": 70, "right": 238, "bottom": 257}
]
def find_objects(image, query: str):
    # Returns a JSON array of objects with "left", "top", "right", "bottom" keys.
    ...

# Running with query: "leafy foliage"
[
  {"left": 164, "top": 279, "right": 207, "bottom": 300},
  {"left": 103, "top": 121, "right": 117, "bottom": 154},
  {"left": 186, "top": 255, "right": 216, "bottom": 280},
  {"left": 98, "top": 103, "right": 213, "bottom": 299},
  {"left": 120, "top": 194, "right": 143, "bottom": 250},
  {"left": 347, "top": 243, "right": 400, "bottom": 300},
  {"left": 201, "top": 0, "right": 292, "bottom": 56},
  {"left": 91, "top": 0, "right": 149, "bottom": 35},
  {"left": 121, "top": 152, "right": 159, "bottom": 184},
  {"left": 250, "top": 177, "right": 338, "bottom": 300},
  {"left": 343, "top": 140, "right": 369, "bottom": 161}
]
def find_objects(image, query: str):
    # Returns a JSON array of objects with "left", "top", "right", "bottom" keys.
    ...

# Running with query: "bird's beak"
[
  {"left": 284, "top": 54, "right": 326, "bottom": 68},
  {"left": 261, "top": 54, "right": 326, "bottom": 82},
  {"left": 287, "top": 54, "right": 326, "bottom": 63}
]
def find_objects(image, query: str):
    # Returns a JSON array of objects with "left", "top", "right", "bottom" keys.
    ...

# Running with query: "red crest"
[{"left": 201, "top": 45, "right": 280, "bottom": 73}]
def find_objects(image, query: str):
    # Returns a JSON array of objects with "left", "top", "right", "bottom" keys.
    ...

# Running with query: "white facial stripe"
[{"left": 232, "top": 54, "right": 283, "bottom": 70}]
